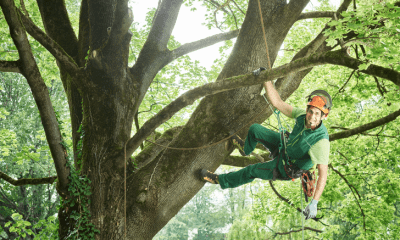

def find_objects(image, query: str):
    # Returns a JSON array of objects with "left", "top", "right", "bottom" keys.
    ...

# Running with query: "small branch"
[
  {"left": 205, "top": 0, "right": 229, "bottom": 14},
  {"left": 0, "top": 171, "right": 57, "bottom": 186},
  {"left": 269, "top": 181, "right": 327, "bottom": 225},
  {"left": 213, "top": 0, "right": 232, "bottom": 29},
  {"left": 274, "top": 227, "right": 323, "bottom": 236},
  {"left": 171, "top": 30, "right": 239, "bottom": 60},
  {"left": 297, "top": 11, "right": 336, "bottom": 21},
  {"left": 0, "top": 186, "right": 17, "bottom": 209},
  {"left": 0, "top": 60, "right": 20, "bottom": 73},
  {"left": 231, "top": 0, "right": 244, "bottom": 15},
  {"left": 329, "top": 164, "right": 366, "bottom": 230},
  {"left": 227, "top": 4, "right": 238, "bottom": 30},
  {"left": 373, "top": 76, "right": 385, "bottom": 97},
  {"left": 333, "top": 69, "right": 355, "bottom": 100},
  {"left": 330, "top": 108, "right": 400, "bottom": 141}
]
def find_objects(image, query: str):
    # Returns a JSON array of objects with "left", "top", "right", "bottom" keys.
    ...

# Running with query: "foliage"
[
  {"left": 0, "top": 71, "right": 63, "bottom": 239},
  {"left": 324, "top": 0, "right": 400, "bottom": 71}
]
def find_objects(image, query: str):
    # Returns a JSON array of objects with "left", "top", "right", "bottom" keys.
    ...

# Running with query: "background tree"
[{"left": 0, "top": 0, "right": 399, "bottom": 239}]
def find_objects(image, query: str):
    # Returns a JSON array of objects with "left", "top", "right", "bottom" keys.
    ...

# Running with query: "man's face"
[{"left": 305, "top": 106, "right": 325, "bottom": 129}]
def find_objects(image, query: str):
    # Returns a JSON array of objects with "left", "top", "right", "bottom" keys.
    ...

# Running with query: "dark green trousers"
[{"left": 219, "top": 124, "right": 287, "bottom": 189}]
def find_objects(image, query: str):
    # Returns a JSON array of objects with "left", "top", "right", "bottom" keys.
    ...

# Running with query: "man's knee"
[{"left": 249, "top": 123, "right": 263, "bottom": 134}]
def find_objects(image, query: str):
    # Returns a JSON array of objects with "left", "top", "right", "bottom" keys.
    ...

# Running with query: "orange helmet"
[{"left": 306, "top": 90, "right": 332, "bottom": 116}]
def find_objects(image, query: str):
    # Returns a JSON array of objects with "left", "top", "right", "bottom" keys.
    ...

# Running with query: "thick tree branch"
[
  {"left": 36, "top": 0, "right": 78, "bottom": 60},
  {"left": 331, "top": 126, "right": 398, "bottom": 138},
  {"left": 329, "top": 164, "right": 366, "bottom": 230},
  {"left": 145, "top": 0, "right": 183, "bottom": 52},
  {"left": 297, "top": 11, "right": 335, "bottom": 21},
  {"left": 0, "top": 171, "right": 57, "bottom": 186},
  {"left": 122, "top": 49, "right": 399, "bottom": 159},
  {"left": 108, "top": 1, "right": 133, "bottom": 46},
  {"left": 222, "top": 154, "right": 271, "bottom": 167},
  {"left": 329, "top": 108, "right": 400, "bottom": 142},
  {"left": 0, "top": 60, "right": 20, "bottom": 73},
  {"left": 171, "top": 30, "right": 239, "bottom": 60},
  {"left": 17, "top": 9, "right": 83, "bottom": 82},
  {"left": 321, "top": 50, "right": 400, "bottom": 87},
  {"left": 1, "top": 0, "right": 70, "bottom": 195},
  {"left": 287, "top": 0, "right": 312, "bottom": 14}
]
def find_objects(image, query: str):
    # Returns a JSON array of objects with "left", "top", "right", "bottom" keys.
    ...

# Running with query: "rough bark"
[{"left": 0, "top": 60, "right": 21, "bottom": 73}]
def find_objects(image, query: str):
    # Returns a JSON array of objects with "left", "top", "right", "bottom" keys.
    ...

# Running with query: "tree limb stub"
[
  {"left": 0, "top": 171, "right": 57, "bottom": 186},
  {"left": 297, "top": 11, "right": 336, "bottom": 21},
  {"left": 0, "top": 60, "right": 20, "bottom": 73},
  {"left": 329, "top": 108, "right": 400, "bottom": 142},
  {"left": 171, "top": 29, "right": 239, "bottom": 60},
  {"left": 0, "top": 0, "right": 70, "bottom": 194},
  {"left": 121, "top": 49, "right": 400, "bottom": 160}
]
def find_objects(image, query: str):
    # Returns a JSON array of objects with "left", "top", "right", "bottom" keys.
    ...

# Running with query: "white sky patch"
[{"left": 131, "top": 0, "right": 342, "bottom": 70}]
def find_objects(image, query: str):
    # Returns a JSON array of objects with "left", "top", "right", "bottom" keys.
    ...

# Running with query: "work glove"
[
  {"left": 252, "top": 67, "right": 266, "bottom": 76},
  {"left": 303, "top": 199, "right": 318, "bottom": 220}
]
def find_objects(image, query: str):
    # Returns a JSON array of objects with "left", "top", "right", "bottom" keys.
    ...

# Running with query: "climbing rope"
[
  {"left": 256, "top": 0, "right": 305, "bottom": 238},
  {"left": 124, "top": 141, "right": 127, "bottom": 239}
]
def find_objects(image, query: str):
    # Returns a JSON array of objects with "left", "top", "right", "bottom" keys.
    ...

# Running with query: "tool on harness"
[{"left": 301, "top": 170, "right": 316, "bottom": 202}]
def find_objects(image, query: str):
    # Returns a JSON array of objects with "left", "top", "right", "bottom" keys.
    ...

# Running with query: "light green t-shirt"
[{"left": 290, "top": 107, "right": 330, "bottom": 166}]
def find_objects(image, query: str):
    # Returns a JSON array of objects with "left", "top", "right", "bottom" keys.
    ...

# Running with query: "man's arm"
[
  {"left": 313, "top": 164, "right": 328, "bottom": 201},
  {"left": 264, "top": 81, "right": 293, "bottom": 118}
]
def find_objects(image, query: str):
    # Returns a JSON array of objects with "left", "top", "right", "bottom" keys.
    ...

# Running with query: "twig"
[
  {"left": 227, "top": 4, "right": 239, "bottom": 30},
  {"left": 274, "top": 227, "right": 322, "bottom": 237},
  {"left": 333, "top": 69, "right": 355, "bottom": 100},
  {"left": 268, "top": 181, "right": 328, "bottom": 226},
  {"left": 231, "top": 0, "right": 245, "bottom": 15},
  {"left": 329, "top": 164, "right": 366, "bottom": 230}
]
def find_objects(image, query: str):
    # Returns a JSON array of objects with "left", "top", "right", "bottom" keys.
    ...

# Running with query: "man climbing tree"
[{"left": 201, "top": 69, "right": 332, "bottom": 220}]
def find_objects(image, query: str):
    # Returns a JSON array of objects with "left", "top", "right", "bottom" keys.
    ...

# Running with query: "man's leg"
[
  {"left": 243, "top": 123, "right": 280, "bottom": 155},
  {"left": 218, "top": 159, "right": 278, "bottom": 189}
]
